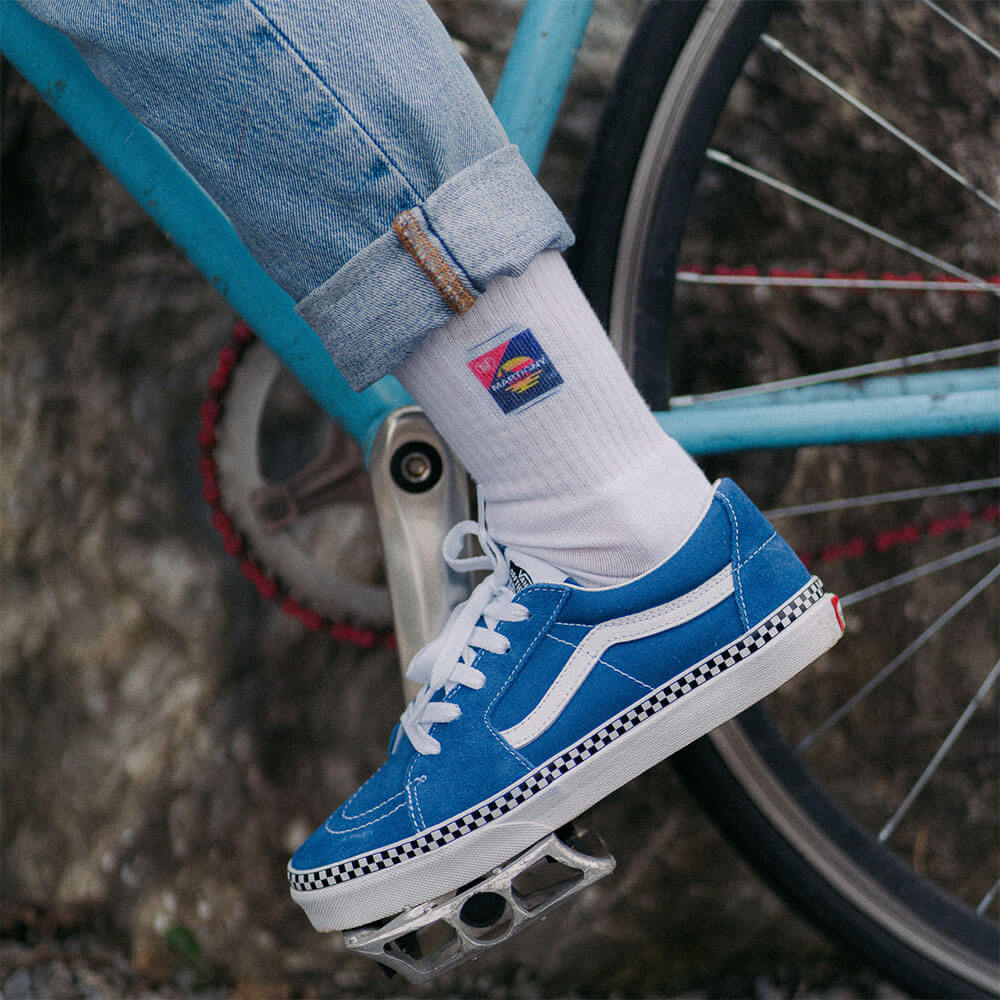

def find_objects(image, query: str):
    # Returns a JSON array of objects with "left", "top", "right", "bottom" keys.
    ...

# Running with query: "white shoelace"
[{"left": 396, "top": 501, "right": 530, "bottom": 756}]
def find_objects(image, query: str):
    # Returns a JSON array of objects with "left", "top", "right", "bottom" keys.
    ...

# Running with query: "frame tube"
[
  {"left": 1, "top": 2, "right": 408, "bottom": 458},
  {"left": 493, "top": 0, "right": 596, "bottom": 173},
  {"left": 660, "top": 388, "right": 1000, "bottom": 455}
]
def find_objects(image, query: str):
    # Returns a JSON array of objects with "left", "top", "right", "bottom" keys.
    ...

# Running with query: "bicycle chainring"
[{"left": 198, "top": 323, "right": 394, "bottom": 645}]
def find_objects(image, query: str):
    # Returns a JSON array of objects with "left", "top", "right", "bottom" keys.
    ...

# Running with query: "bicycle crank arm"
[
  {"left": 369, "top": 406, "right": 474, "bottom": 698},
  {"left": 343, "top": 823, "right": 616, "bottom": 983},
  {"left": 367, "top": 411, "right": 617, "bottom": 981}
]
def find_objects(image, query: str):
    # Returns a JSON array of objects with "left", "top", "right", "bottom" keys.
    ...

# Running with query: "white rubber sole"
[{"left": 291, "top": 585, "right": 844, "bottom": 931}]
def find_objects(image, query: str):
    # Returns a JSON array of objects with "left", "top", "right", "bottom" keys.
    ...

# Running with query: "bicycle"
[{"left": 2, "top": 0, "right": 997, "bottom": 995}]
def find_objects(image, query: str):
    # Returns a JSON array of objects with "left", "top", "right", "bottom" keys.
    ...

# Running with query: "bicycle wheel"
[{"left": 574, "top": 1, "right": 999, "bottom": 996}]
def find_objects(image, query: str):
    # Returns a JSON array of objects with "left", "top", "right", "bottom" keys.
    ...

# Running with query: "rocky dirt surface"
[{"left": 3, "top": 1, "right": 996, "bottom": 998}]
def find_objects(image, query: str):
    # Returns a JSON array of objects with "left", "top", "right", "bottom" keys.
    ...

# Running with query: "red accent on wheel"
[{"left": 197, "top": 324, "right": 394, "bottom": 650}]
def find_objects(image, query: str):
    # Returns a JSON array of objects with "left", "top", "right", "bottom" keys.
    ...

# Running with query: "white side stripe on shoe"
[{"left": 498, "top": 565, "right": 735, "bottom": 750}]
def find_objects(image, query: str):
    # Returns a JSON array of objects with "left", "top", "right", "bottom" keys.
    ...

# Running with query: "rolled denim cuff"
[{"left": 296, "top": 145, "right": 574, "bottom": 390}]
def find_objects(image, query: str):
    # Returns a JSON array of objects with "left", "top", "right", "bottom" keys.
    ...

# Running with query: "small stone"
[
  {"left": 32, "top": 962, "right": 77, "bottom": 1000},
  {"left": 3, "top": 969, "right": 35, "bottom": 1000},
  {"left": 74, "top": 965, "right": 118, "bottom": 999}
]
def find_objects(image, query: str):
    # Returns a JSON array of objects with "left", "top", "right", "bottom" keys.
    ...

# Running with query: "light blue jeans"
[{"left": 17, "top": 0, "right": 574, "bottom": 389}]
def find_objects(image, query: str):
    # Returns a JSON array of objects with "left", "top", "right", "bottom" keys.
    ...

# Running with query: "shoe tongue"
[{"left": 503, "top": 548, "right": 573, "bottom": 594}]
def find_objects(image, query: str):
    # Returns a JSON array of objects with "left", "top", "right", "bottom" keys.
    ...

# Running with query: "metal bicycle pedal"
[{"left": 343, "top": 823, "right": 615, "bottom": 983}]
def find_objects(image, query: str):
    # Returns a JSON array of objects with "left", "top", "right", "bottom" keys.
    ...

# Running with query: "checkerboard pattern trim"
[{"left": 289, "top": 579, "right": 825, "bottom": 891}]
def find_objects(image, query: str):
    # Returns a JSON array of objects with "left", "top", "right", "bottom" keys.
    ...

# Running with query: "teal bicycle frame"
[{"left": 3, "top": 0, "right": 997, "bottom": 459}]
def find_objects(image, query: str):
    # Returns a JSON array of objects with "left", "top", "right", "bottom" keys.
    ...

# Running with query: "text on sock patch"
[{"left": 466, "top": 326, "right": 563, "bottom": 414}]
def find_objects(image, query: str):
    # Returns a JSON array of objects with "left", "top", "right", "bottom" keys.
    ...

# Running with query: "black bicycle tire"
[
  {"left": 567, "top": 0, "right": 706, "bottom": 332},
  {"left": 572, "top": 2, "right": 1000, "bottom": 996},
  {"left": 686, "top": 706, "right": 999, "bottom": 999}
]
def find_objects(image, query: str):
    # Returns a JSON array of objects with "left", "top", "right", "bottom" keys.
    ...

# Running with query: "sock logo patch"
[{"left": 467, "top": 327, "right": 563, "bottom": 414}]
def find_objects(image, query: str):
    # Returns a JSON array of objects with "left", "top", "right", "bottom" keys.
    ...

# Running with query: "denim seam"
[
  {"left": 393, "top": 209, "right": 477, "bottom": 314},
  {"left": 242, "top": 0, "right": 423, "bottom": 202},
  {"left": 419, "top": 208, "right": 478, "bottom": 292}
]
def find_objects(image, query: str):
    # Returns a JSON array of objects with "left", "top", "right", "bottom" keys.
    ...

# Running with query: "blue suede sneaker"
[{"left": 288, "top": 479, "right": 844, "bottom": 931}]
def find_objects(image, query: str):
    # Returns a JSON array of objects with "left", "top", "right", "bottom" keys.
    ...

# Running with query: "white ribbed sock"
[{"left": 393, "top": 250, "right": 713, "bottom": 587}]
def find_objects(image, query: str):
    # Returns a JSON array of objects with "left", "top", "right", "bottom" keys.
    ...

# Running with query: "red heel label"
[{"left": 831, "top": 594, "right": 845, "bottom": 631}]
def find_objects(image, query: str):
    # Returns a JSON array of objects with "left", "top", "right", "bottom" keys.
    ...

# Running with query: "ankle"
[{"left": 485, "top": 458, "right": 715, "bottom": 588}]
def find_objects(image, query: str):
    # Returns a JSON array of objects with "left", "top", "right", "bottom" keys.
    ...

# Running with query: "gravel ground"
[{"left": 2, "top": 903, "right": 908, "bottom": 1000}]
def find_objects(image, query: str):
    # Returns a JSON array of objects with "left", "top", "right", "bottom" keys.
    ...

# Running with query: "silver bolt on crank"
[{"left": 343, "top": 823, "right": 616, "bottom": 983}]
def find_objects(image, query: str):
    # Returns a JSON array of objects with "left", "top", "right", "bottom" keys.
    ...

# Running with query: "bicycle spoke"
[
  {"left": 979, "top": 879, "right": 1000, "bottom": 915},
  {"left": 766, "top": 477, "right": 1000, "bottom": 518},
  {"left": 670, "top": 340, "right": 1000, "bottom": 405},
  {"left": 797, "top": 564, "right": 1000, "bottom": 752},
  {"left": 879, "top": 659, "right": 1000, "bottom": 843},
  {"left": 706, "top": 149, "right": 999, "bottom": 290},
  {"left": 760, "top": 34, "right": 1000, "bottom": 213},
  {"left": 676, "top": 271, "right": 998, "bottom": 290},
  {"left": 920, "top": 0, "right": 1000, "bottom": 61},
  {"left": 841, "top": 537, "right": 1000, "bottom": 609}
]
